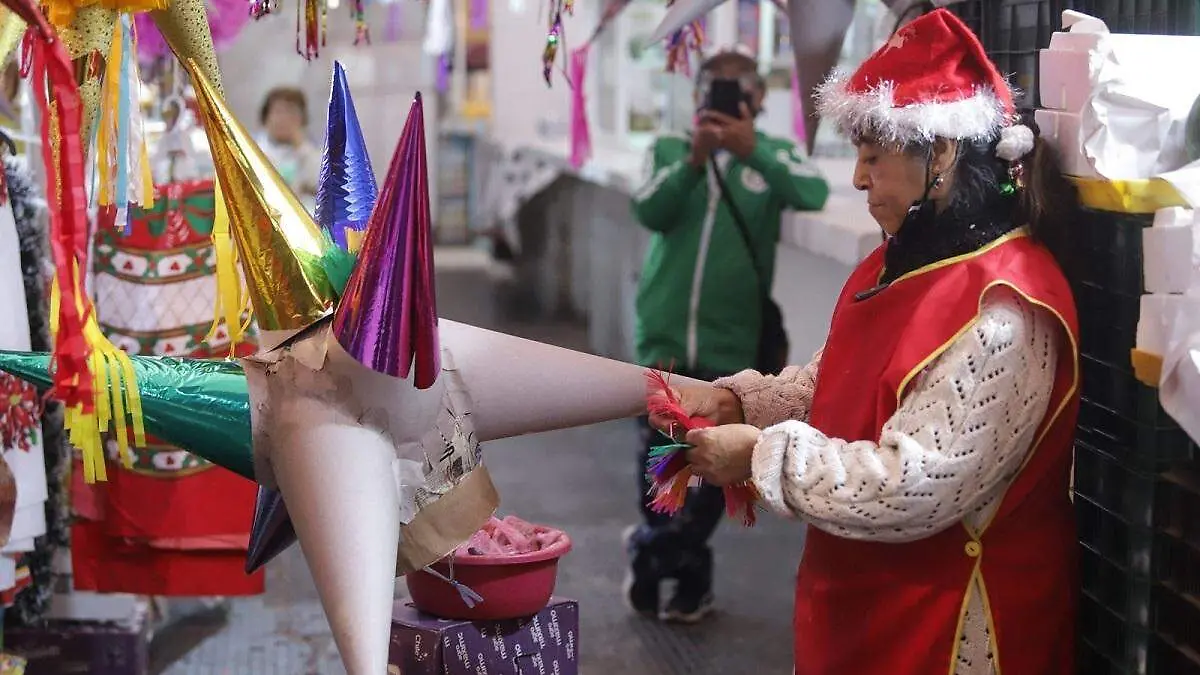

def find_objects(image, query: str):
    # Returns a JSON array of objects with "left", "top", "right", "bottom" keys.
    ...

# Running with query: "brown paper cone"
[
  {"left": 439, "top": 319, "right": 705, "bottom": 442},
  {"left": 268, "top": 397, "right": 400, "bottom": 675}
]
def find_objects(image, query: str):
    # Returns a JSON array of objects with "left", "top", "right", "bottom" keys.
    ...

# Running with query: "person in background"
[
  {"left": 255, "top": 86, "right": 320, "bottom": 209},
  {"left": 625, "top": 45, "right": 829, "bottom": 624},
  {"left": 654, "top": 10, "right": 1082, "bottom": 673}
]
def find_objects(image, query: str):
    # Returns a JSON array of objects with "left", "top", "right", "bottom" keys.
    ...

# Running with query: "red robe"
[{"left": 796, "top": 230, "right": 1079, "bottom": 675}]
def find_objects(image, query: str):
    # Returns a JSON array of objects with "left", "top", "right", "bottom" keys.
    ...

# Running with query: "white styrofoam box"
[
  {"left": 1143, "top": 225, "right": 1196, "bottom": 293},
  {"left": 1138, "top": 294, "right": 1200, "bottom": 355},
  {"left": 1038, "top": 48, "right": 1094, "bottom": 112},
  {"left": 1153, "top": 206, "right": 1196, "bottom": 229},
  {"left": 1138, "top": 294, "right": 1171, "bottom": 355},
  {"left": 1034, "top": 109, "right": 1098, "bottom": 178}
]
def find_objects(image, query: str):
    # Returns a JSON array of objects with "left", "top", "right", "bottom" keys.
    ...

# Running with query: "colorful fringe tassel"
[
  {"left": 96, "top": 15, "right": 155, "bottom": 233},
  {"left": 665, "top": 11, "right": 705, "bottom": 75},
  {"left": 644, "top": 370, "right": 759, "bottom": 526},
  {"left": 25, "top": 27, "right": 146, "bottom": 483}
]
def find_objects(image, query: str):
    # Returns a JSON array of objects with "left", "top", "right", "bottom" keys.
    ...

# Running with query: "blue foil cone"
[{"left": 315, "top": 61, "right": 379, "bottom": 251}]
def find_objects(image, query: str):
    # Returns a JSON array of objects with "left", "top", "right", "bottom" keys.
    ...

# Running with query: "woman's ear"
[{"left": 931, "top": 137, "right": 959, "bottom": 177}]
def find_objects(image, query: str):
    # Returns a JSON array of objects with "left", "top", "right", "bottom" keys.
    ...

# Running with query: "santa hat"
[{"left": 816, "top": 9, "right": 1033, "bottom": 160}]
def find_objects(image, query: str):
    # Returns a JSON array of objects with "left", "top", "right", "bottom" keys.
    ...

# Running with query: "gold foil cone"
[
  {"left": 0, "top": 8, "right": 25, "bottom": 70},
  {"left": 150, "top": 0, "right": 222, "bottom": 96},
  {"left": 59, "top": 5, "right": 117, "bottom": 150},
  {"left": 183, "top": 59, "right": 338, "bottom": 331}
]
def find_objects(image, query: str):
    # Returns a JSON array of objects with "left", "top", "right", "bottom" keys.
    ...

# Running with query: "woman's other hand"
[
  {"left": 648, "top": 385, "right": 745, "bottom": 436},
  {"left": 684, "top": 424, "right": 760, "bottom": 486}
]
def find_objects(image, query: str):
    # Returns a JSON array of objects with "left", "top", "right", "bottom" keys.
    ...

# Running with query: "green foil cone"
[{"left": 0, "top": 350, "right": 255, "bottom": 480}]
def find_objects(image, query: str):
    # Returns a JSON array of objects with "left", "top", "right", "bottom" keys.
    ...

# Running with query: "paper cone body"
[
  {"left": 647, "top": 0, "right": 725, "bottom": 44},
  {"left": 316, "top": 62, "right": 378, "bottom": 252},
  {"left": 440, "top": 320, "right": 703, "bottom": 441},
  {"left": 333, "top": 93, "right": 439, "bottom": 385},
  {"left": 184, "top": 58, "right": 338, "bottom": 336},
  {"left": 0, "top": 351, "right": 254, "bottom": 480},
  {"left": 242, "top": 332, "right": 400, "bottom": 675}
]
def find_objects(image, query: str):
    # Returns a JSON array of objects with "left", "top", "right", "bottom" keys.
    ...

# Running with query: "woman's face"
[
  {"left": 265, "top": 100, "right": 305, "bottom": 145},
  {"left": 852, "top": 140, "right": 930, "bottom": 235}
]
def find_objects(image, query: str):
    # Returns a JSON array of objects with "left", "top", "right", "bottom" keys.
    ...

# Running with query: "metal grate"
[{"left": 1067, "top": 0, "right": 1200, "bottom": 35}]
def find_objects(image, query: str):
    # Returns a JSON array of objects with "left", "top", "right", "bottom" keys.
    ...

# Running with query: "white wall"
[{"left": 216, "top": 4, "right": 437, "bottom": 194}]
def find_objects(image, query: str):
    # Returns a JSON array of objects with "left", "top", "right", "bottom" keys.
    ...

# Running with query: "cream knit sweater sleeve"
[
  {"left": 742, "top": 287, "right": 1060, "bottom": 542},
  {"left": 713, "top": 351, "right": 823, "bottom": 429}
]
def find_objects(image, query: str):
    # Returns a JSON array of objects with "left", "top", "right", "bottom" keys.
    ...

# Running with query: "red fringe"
[
  {"left": 25, "top": 28, "right": 95, "bottom": 413},
  {"left": 644, "top": 369, "right": 758, "bottom": 526}
]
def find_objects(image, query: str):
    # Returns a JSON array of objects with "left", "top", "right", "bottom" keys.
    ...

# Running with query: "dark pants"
[{"left": 631, "top": 368, "right": 731, "bottom": 595}]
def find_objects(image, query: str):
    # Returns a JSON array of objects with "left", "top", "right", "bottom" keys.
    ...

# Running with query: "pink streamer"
[
  {"left": 568, "top": 45, "right": 591, "bottom": 170},
  {"left": 791, "top": 69, "right": 807, "bottom": 148}
]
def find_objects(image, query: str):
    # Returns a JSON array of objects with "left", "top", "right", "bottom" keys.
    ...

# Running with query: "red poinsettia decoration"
[{"left": 0, "top": 374, "right": 40, "bottom": 453}]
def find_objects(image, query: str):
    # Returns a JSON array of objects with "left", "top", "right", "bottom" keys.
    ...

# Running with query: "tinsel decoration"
[
  {"left": 297, "top": 0, "right": 328, "bottom": 60},
  {"left": 567, "top": 45, "right": 590, "bottom": 169},
  {"left": 644, "top": 370, "right": 759, "bottom": 526},
  {"left": 351, "top": 0, "right": 369, "bottom": 45},
  {"left": 251, "top": 0, "right": 273, "bottom": 19},
  {"left": 664, "top": 6, "right": 704, "bottom": 75},
  {"left": 542, "top": 0, "right": 564, "bottom": 86}
]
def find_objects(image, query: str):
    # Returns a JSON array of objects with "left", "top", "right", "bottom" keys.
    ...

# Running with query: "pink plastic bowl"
[{"left": 405, "top": 534, "right": 573, "bottom": 621}]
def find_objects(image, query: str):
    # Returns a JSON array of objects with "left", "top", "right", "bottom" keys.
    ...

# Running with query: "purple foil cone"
[
  {"left": 332, "top": 93, "right": 440, "bottom": 387},
  {"left": 315, "top": 61, "right": 378, "bottom": 250}
]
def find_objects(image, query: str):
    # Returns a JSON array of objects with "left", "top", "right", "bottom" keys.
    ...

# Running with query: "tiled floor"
[{"left": 154, "top": 255, "right": 806, "bottom": 674}]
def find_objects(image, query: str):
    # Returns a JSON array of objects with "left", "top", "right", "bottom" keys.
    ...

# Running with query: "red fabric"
[
  {"left": 70, "top": 520, "right": 264, "bottom": 596},
  {"left": 795, "top": 232, "right": 1078, "bottom": 675},
  {"left": 847, "top": 9, "right": 1013, "bottom": 114}
]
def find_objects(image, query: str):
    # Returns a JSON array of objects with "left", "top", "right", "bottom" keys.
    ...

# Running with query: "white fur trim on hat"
[
  {"left": 995, "top": 123, "right": 1035, "bottom": 161},
  {"left": 814, "top": 70, "right": 1009, "bottom": 145}
]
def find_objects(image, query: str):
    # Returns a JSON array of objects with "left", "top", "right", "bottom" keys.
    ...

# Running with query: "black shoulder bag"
[{"left": 710, "top": 158, "right": 789, "bottom": 375}]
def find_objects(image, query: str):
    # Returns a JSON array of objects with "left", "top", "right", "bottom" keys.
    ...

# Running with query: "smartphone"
[{"left": 705, "top": 78, "right": 745, "bottom": 118}]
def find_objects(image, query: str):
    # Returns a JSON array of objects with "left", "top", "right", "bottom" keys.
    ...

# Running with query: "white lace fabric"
[{"left": 720, "top": 287, "right": 1061, "bottom": 675}]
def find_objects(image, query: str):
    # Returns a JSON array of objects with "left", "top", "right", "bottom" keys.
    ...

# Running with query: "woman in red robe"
[{"left": 653, "top": 10, "right": 1081, "bottom": 675}]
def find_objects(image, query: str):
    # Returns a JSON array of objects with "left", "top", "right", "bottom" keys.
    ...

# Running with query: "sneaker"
[
  {"left": 661, "top": 545, "right": 714, "bottom": 624},
  {"left": 660, "top": 590, "right": 715, "bottom": 624},
  {"left": 622, "top": 525, "right": 660, "bottom": 617}
]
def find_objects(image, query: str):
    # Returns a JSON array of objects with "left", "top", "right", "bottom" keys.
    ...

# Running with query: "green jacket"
[{"left": 631, "top": 131, "right": 829, "bottom": 374}]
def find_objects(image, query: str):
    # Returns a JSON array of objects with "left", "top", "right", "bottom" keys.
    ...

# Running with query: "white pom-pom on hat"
[{"left": 995, "top": 124, "right": 1035, "bottom": 161}]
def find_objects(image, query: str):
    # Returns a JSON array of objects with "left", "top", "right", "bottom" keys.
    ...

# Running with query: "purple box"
[
  {"left": 3, "top": 608, "right": 149, "bottom": 675},
  {"left": 389, "top": 597, "right": 579, "bottom": 675}
]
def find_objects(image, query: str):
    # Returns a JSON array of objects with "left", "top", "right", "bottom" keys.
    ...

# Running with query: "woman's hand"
[
  {"left": 684, "top": 424, "right": 761, "bottom": 486},
  {"left": 648, "top": 385, "right": 745, "bottom": 436}
]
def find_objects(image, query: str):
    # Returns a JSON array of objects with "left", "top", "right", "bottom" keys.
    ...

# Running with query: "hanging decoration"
[
  {"left": 541, "top": 0, "right": 566, "bottom": 86},
  {"left": 297, "top": 0, "right": 327, "bottom": 60},
  {"left": 95, "top": 14, "right": 155, "bottom": 234},
  {"left": 19, "top": 4, "right": 147, "bottom": 483},
  {"left": 133, "top": 0, "right": 250, "bottom": 63},
  {"left": 644, "top": 371, "right": 759, "bottom": 526},
  {"left": 351, "top": 0, "right": 369, "bottom": 45},
  {"left": 665, "top": 12, "right": 705, "bottom": 74},
  {"left": 567, "top": 45, "right": 590, "bottom": 169}
]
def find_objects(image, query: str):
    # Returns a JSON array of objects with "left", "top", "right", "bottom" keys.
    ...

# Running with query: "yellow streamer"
[
  {"left": 205, "top": 179, "right": 252, "bottom": 353},
  {"left": 49, "top": 265, "right": 146, "bottom": 482},
  {"left": 1072, "top": 176, "right": 1189, "bottom": 214}
]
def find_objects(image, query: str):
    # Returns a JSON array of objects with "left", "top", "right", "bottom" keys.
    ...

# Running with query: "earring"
[{"left": 932, "top": 173, "right": 944, "bottom": 189}]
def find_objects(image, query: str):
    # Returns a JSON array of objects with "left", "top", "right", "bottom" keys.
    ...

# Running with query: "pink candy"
[{"left": 457, "top": 516, "right": 566, "bottom": 556}]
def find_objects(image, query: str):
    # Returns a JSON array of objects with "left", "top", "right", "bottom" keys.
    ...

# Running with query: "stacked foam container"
[{"left": 1037, "top": 12, "right": 1200, "bottom": 675}]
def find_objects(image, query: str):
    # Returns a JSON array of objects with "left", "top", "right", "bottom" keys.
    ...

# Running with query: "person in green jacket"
[{"left": 625, "top": 47, "right": 830, "bottom": 623}]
